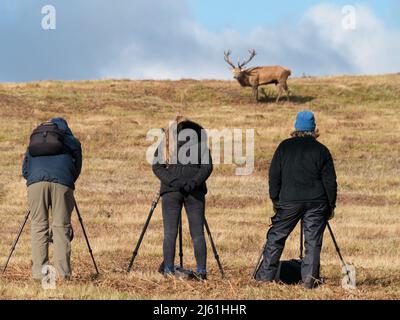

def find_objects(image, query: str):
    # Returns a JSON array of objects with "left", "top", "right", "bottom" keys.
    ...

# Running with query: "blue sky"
[
  {"left": 0, "top": 0, "right": 399, "bottom": 82},
  {"left": 188, "top": 0, "right": 400, "bottom": 32}
]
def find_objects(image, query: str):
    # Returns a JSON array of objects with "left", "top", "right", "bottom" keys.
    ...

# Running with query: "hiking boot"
[
  {"left": 163, "top": 272, "right": 175, "bottom": 279},
  {"left": 303, "top": 277, "right": 322, "bottom": 289},
  {"left": 174, "top": 267, "right": 195, "bottom": 280},
  {"left": 193, "top": 272, "right": 207, "bottom": 281},
  {"left": 158, "top": 261, "right": 165, "bottom": 275},
  {"left": 162, "top": 265, "right": 175, "bottom": 278}
]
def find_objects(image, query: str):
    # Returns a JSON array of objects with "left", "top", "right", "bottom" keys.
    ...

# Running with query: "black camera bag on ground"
[
  {"left": 29, "top": 122, "right": 65, "bottom": 157},
  {"left": 254, "top": 222, "right": 304, "bottom": 285},
  {"left": 254, "top": 257, "right": 303, "bottom": 285},
  {"left": 274, "top": 259, "right": 302, "bottom": 284}
]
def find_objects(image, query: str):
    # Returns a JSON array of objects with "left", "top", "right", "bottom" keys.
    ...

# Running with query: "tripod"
[
  {"left": 2, "top": 200, "right": 99, "bottom": 275},
  {"left": 127, "top": 192, "right": 225, "bottom": 278}
]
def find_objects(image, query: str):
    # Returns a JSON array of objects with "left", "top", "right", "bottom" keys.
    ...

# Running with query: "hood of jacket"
[{"left": 51, "top": 118, "right": 73, "bottom": 135}]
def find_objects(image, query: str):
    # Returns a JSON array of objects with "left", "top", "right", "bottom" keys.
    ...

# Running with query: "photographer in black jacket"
[
  {"left": 256, "top": 111, "right": 337, "bottom": 289},
  {"left": 153, "top": 117, "right": 213, "bottom": 280}
]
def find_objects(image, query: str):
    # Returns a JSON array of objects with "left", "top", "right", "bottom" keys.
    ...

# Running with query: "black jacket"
[
  {"left": 269, "top": 136, "right": 337, "bottom": 208},
  {"left": 152, "top": 121, "right": 213, "bottom": 197}
]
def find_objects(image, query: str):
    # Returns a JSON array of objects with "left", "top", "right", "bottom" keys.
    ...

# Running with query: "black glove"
[
  {"left": 170, "top": 179, "right": 185, "bottom": 189},
  {"left": 183, "top": 180, "right": 197, "bottom": 193},
  {"left": 328, "top": 207, "right": 335, "bottom": 220}
]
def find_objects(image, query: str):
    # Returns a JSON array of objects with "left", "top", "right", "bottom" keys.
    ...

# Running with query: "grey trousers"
[
  {"left": 28, "top": 181, "right": 75, "bottom": 279},
  {"left": 162, "top": 192, "right": 207, "bottom": 273},
  {"left": 256, "top": 202, "right": 329, "bottom": 284}
]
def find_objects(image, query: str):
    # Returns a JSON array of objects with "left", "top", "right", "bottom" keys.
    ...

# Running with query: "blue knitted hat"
[{"left": 295, "top": 111, "right": 316, "bottom": 131}]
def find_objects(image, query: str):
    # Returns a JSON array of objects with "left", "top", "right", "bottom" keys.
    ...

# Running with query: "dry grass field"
[{"left": 0, "top": 74, "right": 399, "bottom": 300}]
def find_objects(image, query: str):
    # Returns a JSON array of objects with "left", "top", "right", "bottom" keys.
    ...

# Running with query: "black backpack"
[{"left": 29, "top": 122, "right": 65, "bottom": 157}]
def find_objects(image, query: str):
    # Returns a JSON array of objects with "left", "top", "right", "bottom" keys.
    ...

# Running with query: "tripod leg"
[
  {"left": 326, "top": 222, "right": 354, "bottom": 286},
  {"left": 178, "top": 212, "right": 183, "bottom": 268},
  {"left": 127, "top": 194, "right": 160, "bottom": 272},
  {"left": 74, "top": 201, "right": 100, "bottom": 275},
  {"left": 252, "top": 241, "right": 266, "bottom": 279},
  {"left": 327, "top": 223, "right": 348, "bottom": 270},
  {"left": 300, "top": 220, "right": 304, "bottom": 260},
  {"left": 2, "top": 210, "right": 30, "bottom": 274},
  {"left": 204, "top": 218, "right": 224, "bottom": 279}
]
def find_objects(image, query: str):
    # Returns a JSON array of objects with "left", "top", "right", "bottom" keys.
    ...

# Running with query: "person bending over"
[
  {"left": 22, "top": 118, "right": 82, "bottom": 281},
  {"left": 152, "top": 116, "right": 213, "bottom": 280}
]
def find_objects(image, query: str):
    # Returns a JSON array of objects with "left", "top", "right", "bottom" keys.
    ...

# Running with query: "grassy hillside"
[{"left": 0, "top": 74, "right": 399, "bottom": 299}]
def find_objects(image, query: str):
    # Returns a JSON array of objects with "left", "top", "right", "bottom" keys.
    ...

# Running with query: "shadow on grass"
[
  {"left": 251, "top": 87, "right": 314, "bottom": 104},
  {"left": 256, "top": 93, "right": 315, "bottom": 105}
]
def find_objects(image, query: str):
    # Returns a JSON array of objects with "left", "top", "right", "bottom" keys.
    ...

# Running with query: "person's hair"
[
  {"left": 163, "top": 115, "right": 189, "bottom": 165},
  {"left": 290, "top": 128, "right": 320, "bottom": 139}
]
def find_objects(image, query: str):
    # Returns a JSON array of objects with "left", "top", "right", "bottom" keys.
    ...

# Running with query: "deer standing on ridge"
[{"left": 224, "top": 49, "right": 291, "bottom": 103}]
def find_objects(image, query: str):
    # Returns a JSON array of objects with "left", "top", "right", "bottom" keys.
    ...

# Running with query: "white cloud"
[
  {"left": 1, "top": 1, "right": 399, "bottom": 81},
  {"left": 301, "top": 3, "right": 400, "bottom": 74},
  {"left": 101, "top": 3, "right": 400, "bottom": 79}
]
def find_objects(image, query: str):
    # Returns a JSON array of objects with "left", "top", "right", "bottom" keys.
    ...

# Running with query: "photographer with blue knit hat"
[{"left": 255, "top": 111, "right": 337, "bottom": 289}]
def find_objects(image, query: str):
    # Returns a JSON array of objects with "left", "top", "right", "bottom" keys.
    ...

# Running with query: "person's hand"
[
  {"left": 328, "top": 207, "right": 335, "bottom": 220},
  {"left": 183, "top": 180, "right": 197, "bottom": 193},
  {"left": 269, "top": 202, "right": 279, "bottom": 226},
  {"left": 272, "top": 201, "right": 279, "bottom": 214}
]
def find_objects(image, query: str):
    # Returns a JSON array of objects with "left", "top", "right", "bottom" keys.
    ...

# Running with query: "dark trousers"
[
  {"left": 162, "top": 191, "right": 207, "bottom": 272},
  {"left": 256, "top": 202, "right": 329, "bottom": 283}
]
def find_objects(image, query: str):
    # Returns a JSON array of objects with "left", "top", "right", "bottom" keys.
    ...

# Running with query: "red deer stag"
[{"left": 224, "top": 49, "right": 291, "bottom": 103}]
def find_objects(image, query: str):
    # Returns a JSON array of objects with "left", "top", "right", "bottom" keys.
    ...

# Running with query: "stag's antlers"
[
  {"left": 238, "top": 49, "right": 257, "bottom": 68},
  {"left": 224, "top": 50, "right": 236, "bottom": 68},
  {"left": 224, "top": 49, "right": 257, "bottom": 69}
]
